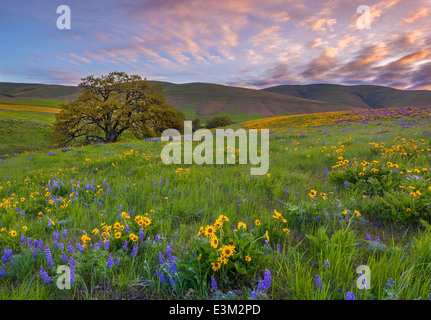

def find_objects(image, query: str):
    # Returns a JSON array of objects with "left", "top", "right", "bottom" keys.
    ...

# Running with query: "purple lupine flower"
[
  {"left": 375, "top": 236, "right": 381, "bottom": 243},
  {"left": 40, "top": 266, "right": 52, "bottom": 283},
  {"left": 69, "top": 257, "right": 77, "bottom": 266},
  {"left": 52, "top": 231, "right": 60, "bottom": 243},
  {"left": 61, "top": 252, "right": 69, "bottom": 263},
  {"left": 169, "top": 276, "right": 175, "bottom": 287},
  {"left": 386, "top": 278, "right": 394, "bottom": 288},
  {"left": 314, "top": 275, "right": 323, "bottom": 290},
  {"left": 257, "top": 269, "right": 271, "bottom": 292},
  {"left": 344, "top": 181, "right": 349, "bottom": 187},
  {"left": 158, "top": 252, "right": 164, "bottom": 264},
  {"left": 62, "top": 229, "right": 67, "bottom": 240},
  {"left": 2, "top": 254, "right": 8, "bottom": 264},
  {"left": 44, "top": 246, "right": 55, "bottom": 267},
  {"left": 32, "top": 248, "right": 38, "bottom": 259},
  {"left": 69, "top": 265, "right": 75, "bottom": 285},
  {"left": 211, "top": 277, "right": 218, "bottom": 291},
  {"left": 104, "top": 240, "right": 110, "bottom": 250},
  {"left": 38, "top": 239, "right": 44, "bottom": 251},
  {"left": 366, "top": 234, "right": 372, "bottom": 240},
  {"left": 67, "top": 242, "right": 75, "bottom": 253},
  {"left": 160, "top": 273, "right": 166, "bottom": 283},
  {"left": 168, "top": 261, "right": 177, "bottom": 274},
  {"left": 122, "top": 240, "right": 128, "bottom": 251},
  {"left": 20, "top": 234, "right": 25, "bottom": 246},
  {"left": 324, "top": 260, "right": 330, "bottom": 268},
  {"left": 58, "top": 243, "right": 64, "bottom": 251},
  {"left": 106, "top": 253, "right": 113, "bottom": 268},
  {"left": 0, "top": 267, "right": 6, "bottom": 277},
  {"left": 33, "top": 239, "right": 38, "bottom": 248},
  {"left": 139, "top": 229, "right": 144, "bottom": 241},
  {"left": 131, "top": 243, "right": 138, "bottom": 258},
  {"left": 26, "top": 237, "right": 32, "bottom": 248},
  {"left": 346, "top": 292, "right": 356, "bottom": 300},
  {"left": 114, "top": 258, "right": 120, "bottom": 266},
  {"left": 276, "top": 244, "right": 282, "bottom": 252},
  {"left": 250, "top": 291, "right": 257, "bottom": 298},
  {"left": 166, "top": 244, "right": 173, "bottom": 260}
]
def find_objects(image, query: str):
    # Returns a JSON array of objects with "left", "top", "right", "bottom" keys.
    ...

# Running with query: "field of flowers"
[{"left": 0, "top": 106, "right": 430, "bottom": 300}]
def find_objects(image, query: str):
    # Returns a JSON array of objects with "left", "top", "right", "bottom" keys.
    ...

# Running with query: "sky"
[{"left": 0, "top": 0, "right": 430, "bottom": 89}]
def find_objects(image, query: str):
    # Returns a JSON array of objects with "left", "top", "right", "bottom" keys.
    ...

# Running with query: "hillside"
[
  {"left": 262, "top": 84, "right": 431, "bottom": 109},
  {"left": 1, "top": 81, "right": 430, "bottom": 122}
]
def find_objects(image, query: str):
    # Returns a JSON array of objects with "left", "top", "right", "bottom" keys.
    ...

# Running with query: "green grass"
[{"left": 0, "top": 106, "right": 430, "bottom": 300}]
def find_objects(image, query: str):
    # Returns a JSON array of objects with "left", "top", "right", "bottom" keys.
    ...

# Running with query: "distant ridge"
[
  {"left": 262, "top": 83, "right": 431, "bottom": 110},
  {"left": 1, "top": 81, "right": 430, "bottom": 121}
]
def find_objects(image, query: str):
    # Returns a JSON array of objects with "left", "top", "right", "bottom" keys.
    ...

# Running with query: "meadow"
[{"left": 0, "top": 106, "right": 430, "bottom": 300}]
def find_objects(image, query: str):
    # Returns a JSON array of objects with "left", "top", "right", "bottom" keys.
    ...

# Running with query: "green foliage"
[
  {"left": 52, "top": 72, "right": 185, "bottom": 146},
  {"left": 205, "top": 116, "right": 232, "bottom": 129}
]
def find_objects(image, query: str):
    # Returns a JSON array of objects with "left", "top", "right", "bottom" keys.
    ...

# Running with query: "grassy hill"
[{"left": 262, "top": 84, "right": 431, "bottom": 109}]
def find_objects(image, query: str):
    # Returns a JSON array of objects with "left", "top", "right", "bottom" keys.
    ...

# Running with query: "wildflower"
[
  {"left": 217, "top": 255, "right": 228, "bottom": 265},
  {"left": 323, "top": 260, "right": 330, "bottom": 268},
  {"left": 320, "top": 192, "right": 327, "bottom": 200},
  {"left": 276, "top": 244, "right": 282, "bottom": 252},
  {"left": 44, "top": 246, "right": 55, "bottom": 267},
  {"left": 158, "top": 252, "right": 164, "bottom": 264},
  {"left": 139, "top": 229, "right": 144, "bottom": 241},
  {"left": 250, "top": 291, "right": 257, "bottom": 298},
  {"left": 61, "top": 252, "right": 69, "bottom": 263},
  {"left": 169, "top": 276, "right": 175, "bottom": 286},
  {"left": 245, "top": 255, "right": 251, "bottom": 262},
  {"left": 122, "top": 240, "right": 128, "bottom": 251},
  {"left": 354, "top": 210, "right": 361, "bottom": 217},
  {"left": 106, "top": 253, "right": 113, "bottom": 268},
  {"left": 69, "top": 265, "right": 75, "bottom": 285},
  {"left": 272, "top": 209, "right": 282, "bottom": 220},
  {"left": 375, "top": 236, "right": 381, "bottom": 243},
  {"left": 308, "top": 190, "right": 317, "bottom": 198},
  {"left": 366, "top": 234, "right": 372, "bottom": 240},
  {"left": 342, "top": 210, "right": 348, "bottom": 215},
  {"left": 211, "top": 262, "right": 221, "bottom": 271},
  {"left": 283, "top": 228, "right": 290, "bottom": 235},
  {"left": 386, "top": 278, "right": 394, "bottom": 288},
  {"left": 265, "top": 231, "right": 270, "bottom": 242},
  {"left": 129, "top": 233, "right": 138, "bottom": 242},
  {"left": 115, "top": 232, "right": 121, "bottom": 239},
  {"left": 40, "top": 266, "right": 52, "bottom": 284},
  {"left": 32, "top": 248, "right": 37, "bottom": 259},
  {"left": 159, "top": 273, "right": 166, "bottom": 283},
  {"left": 256, "top": 269, "right": 271, "bottom": 292},
  {"left": 210, "top": 236, "right": 219, "bottom": 249},
  {"left": 103, "top": 240, "right": 110, "bottom": 250},
  {"left": 0, "top": 268, "right": 6, "bottom": 277},
  {"left": 204, "top": 225, "right": 215, "bottom": 238},
  {"left": 211, "top": 277, "right": 218, "bottom": 291},
  {"left": 115, "top": 258, "right": 121, "bottom": 266},
  {"left": 131, "top": 243, "right": 138, "bottom": 258},
  {"left": 255, "top": 220, "right": 261, "bottom": 226},
  {"left": 218, "top": 245, "right": 235, "bottom": 258},
  {"left": 346, "top": 292, "right": 356, "bottom": 300},
  {"left": 69, "top": 257, "right": 77, "bottom": 266},
  {"left": 314, "top": 275, "right": 323, "bottom": 290},
  {"left": 9, "top": 230, "right": 17, "bottom": 237}
]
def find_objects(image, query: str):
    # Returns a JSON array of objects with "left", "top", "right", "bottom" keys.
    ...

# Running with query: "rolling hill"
[
  {"left": 0, "top": 81, "right": 430, "bottom": 122},
  {"left": 262, "top": 83, "right": 431, "bottom": 110}
]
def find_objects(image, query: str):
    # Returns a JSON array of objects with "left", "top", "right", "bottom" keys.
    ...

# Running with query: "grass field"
[{"left": 0, "top": 106, "right": 430, "bottom": 300}]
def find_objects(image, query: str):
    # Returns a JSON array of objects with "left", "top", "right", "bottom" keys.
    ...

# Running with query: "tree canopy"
[
  {"left": 52, "top": 72, "right": 184, "bottom": 146},
  {"left": 205, "top": 116, "right": 232, "bottom": 129}
]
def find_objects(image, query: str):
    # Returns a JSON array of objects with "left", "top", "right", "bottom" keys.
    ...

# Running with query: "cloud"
[{"left": 68, "top": 53, "right": 90, "bottom": 64}]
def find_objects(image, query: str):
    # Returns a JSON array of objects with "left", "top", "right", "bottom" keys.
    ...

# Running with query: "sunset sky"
[{"left": 0, "top": 0, "right": 430, "bottom": 89}]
